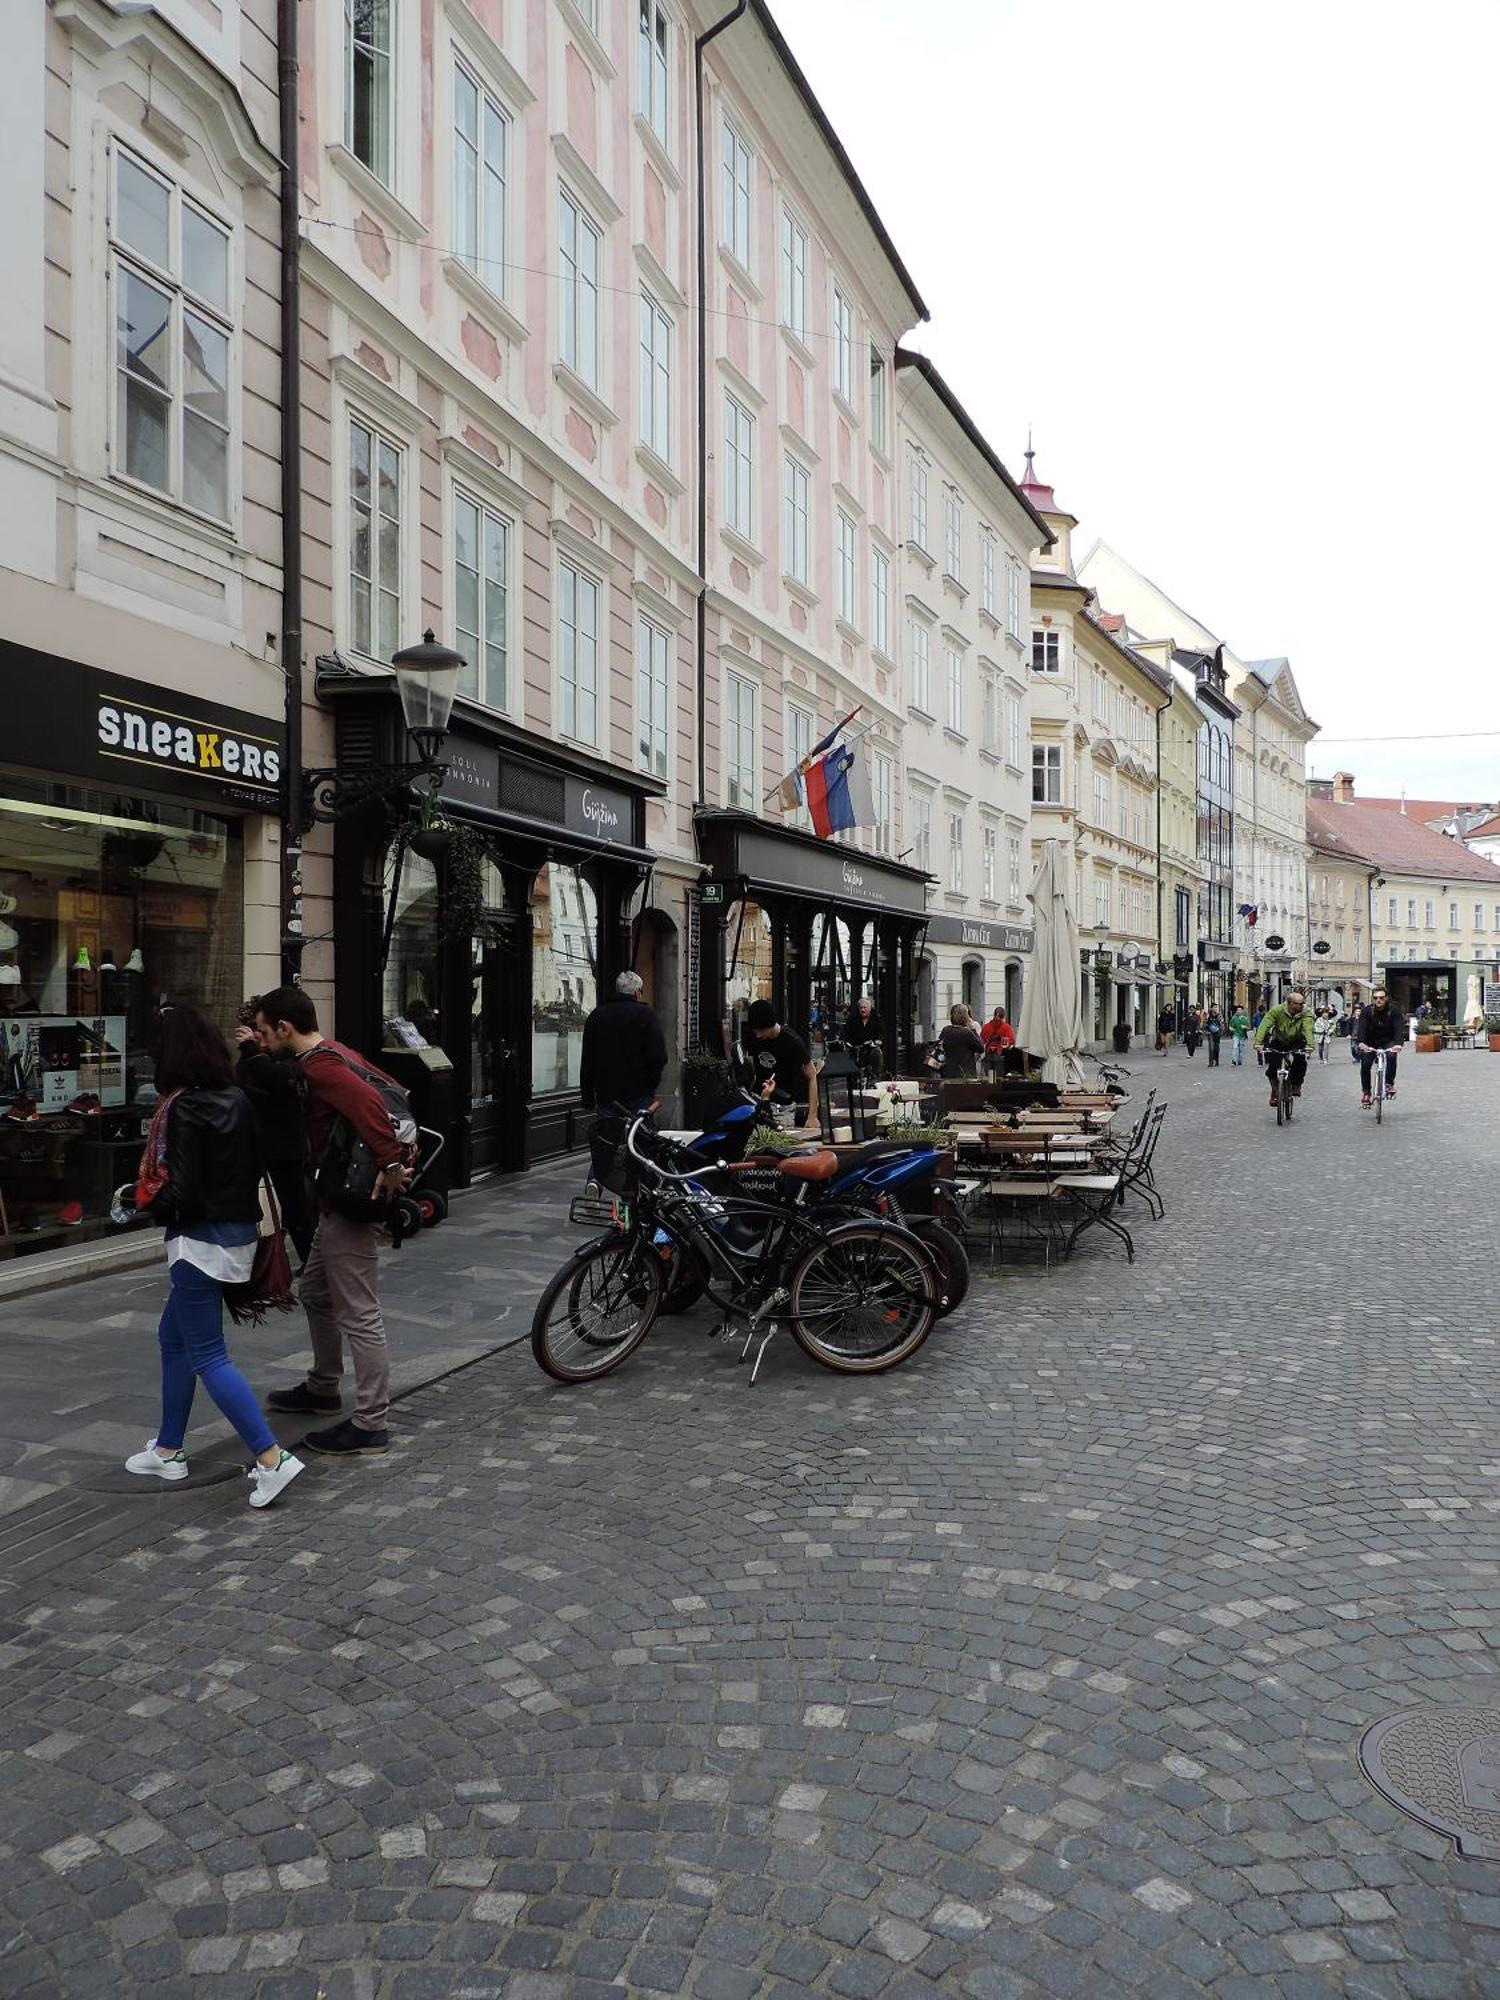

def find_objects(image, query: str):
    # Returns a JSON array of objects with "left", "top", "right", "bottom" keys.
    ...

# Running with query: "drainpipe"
[
  {"left": 277, "top": 0, "right": 304, "bottom": 984},
  {"left": 694, "top": 2, "right": 749, "bottom": 808}
]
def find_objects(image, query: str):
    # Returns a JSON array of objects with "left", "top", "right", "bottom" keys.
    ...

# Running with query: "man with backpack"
[{"left": 253, "top": 987, "right": 412, "bottom": 1455}]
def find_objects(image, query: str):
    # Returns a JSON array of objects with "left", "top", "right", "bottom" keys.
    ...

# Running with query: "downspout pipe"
[
  {"left": 277, "top": 0, "right": 304, "bottom": 984},
  {"left": 694, "top": 1, "right": 749, "bottom": 808}
]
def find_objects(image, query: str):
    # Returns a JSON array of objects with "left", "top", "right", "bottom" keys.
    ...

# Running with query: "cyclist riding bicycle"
[
  {"left": 1354, "top": 985, "right": 1406, "bottom": 1107},
  {"left": 1255, "top": 989, "right": 1315, "bottom": 1108}
]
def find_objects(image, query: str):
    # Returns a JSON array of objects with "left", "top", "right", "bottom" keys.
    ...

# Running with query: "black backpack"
[{"left": 313, "top": 1048, "right": 419, "bottom": 1222}]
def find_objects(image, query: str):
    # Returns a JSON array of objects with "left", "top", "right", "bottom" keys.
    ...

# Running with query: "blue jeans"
[
  {"left": 156, "top": 1257, "right": 276, "bottom": 1456},
  {"left": 1231, "top": 1037, "right": 1245, "bottom": 1064}
]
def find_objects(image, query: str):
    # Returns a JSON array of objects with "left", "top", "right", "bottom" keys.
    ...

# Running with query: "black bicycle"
[{"left": 531, "top": 1114, "right": 939, "bottom": 1385}]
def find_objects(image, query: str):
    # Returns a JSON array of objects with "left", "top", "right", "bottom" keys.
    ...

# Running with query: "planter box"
[
  {"left": 1488, "top": 1034, "right": 1500, "bottom": 1052},
  {"left": 1415, "top": 1033, "right": 1442, "bottom": 1053}
]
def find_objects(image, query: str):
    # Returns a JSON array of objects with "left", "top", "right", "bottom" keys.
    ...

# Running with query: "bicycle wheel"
[
  {"left": 1275, "top": 1074, "right": 1285, "bottom": 1126},
  {"left": 1375, "top": 1070, "right": 1383, "bottom": 1124},
  {"left": 787, "top": 1221, "right": 936, "bottom": 1373},
  {"left": 1283, "top": 1077, "right": 1294, "bottom": 1123},
  {"left": 531, "top": 1234, "right": 661, "bottom": 1382},
  {"left": 907, "top": 1217, "right": 970, "bottom": 1318}
]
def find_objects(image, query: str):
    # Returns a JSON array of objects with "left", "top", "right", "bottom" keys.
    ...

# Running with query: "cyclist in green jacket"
[{"left": 1255, "top": 990, "right": 1315, "bottom": 1108}]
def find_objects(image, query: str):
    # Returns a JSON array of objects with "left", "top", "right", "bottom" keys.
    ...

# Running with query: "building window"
[
  {"left": 1093, "top": 771, "right": 1110, "bottom": 826},
  {"left": 724, "top": 671, "right": 757, "bottom": 807},
  {"left": 911, "top": 793, "right": 932, "bottom": 873},
  {"left": 834, "top": 510, "right": 857, "bottom": 625},
  {"left": 980, "top": 669, "right": 997, "bottom": 753},
  {"left": 1092, "top": 666, "right": 1109, "bottom": 724},
  {"left": 721, "top": 116, "right": 751, "bottom": 266},
  {"left": 558, "top": 557, "right": 600, "bottom": 744},
  {"left": 1006, "top": 554, "right": 1023, "bottom": 640},
  {"left": 1033, "top": 743, "right": 1061, "bottom": 804},
  {"left": 454, "top": 61, "right": 507, "bottom": 295},
  {"left": 872, "top": 752, "right": 893, "bottom": 855},
  {"left": 345, "top": 0, "right": 394, "bottom": 185},
  {"left": 784, "top": 701, "right": 814, "bottom": 829},
  {"left": 982, "top": 824, "right": 997, "bottom": 900},
  {"left": 349, "top": 415, "right": 402, "bottom": 660},
  {"left": 980, "top": 532, "right": 996, "bottom": 616},
  {"left": 1424, "top": 899, "right": 1434, "bottom": 928},
  {"left": 780, "top": 207, "right": 807, "bottom": 340},
  {"left": 636, "top": 616, "right": 670, "bottom": 778},
  {"left": 1117, "top": 785, "right": 1128, "bottom": 839},
  {"left": 1450, "top": 900, "right": 1460, "bottom": 930},
  {"left": 453, "top": 490, "right": 509, "bottom": 710},
  {"left": 948, "top": 812, "right": 964, "bottom": 894},
  {"left": 558, "top": 187, "right": 601, "bottom": 389},
  {"left": 638, "top": 289, "right": 672, "bottom": 461},
  {"left": 782, "top": 454, "right": 810, "bottom": 583},
  {"left": 1008, "top": 835, "right": 1022, "bottom": 903},
  {"left": 1095, "top": 875, "right": 1111, "bottom": 930},
  {"left": 638, "top": 0, "right": 669, "bottom": 146},
  {"left": 832, "top": 287, "right": 854, "bottom": 403},
  {"left": 723, "top": 392, "right": 753, "bottom": 538},
  {"left": 944, "top": 490, "right": 961, "bottom": 581},
  {"left": 111, "top": 147, "right": 232, "bottom": 521},
  {"left": 908, "top": 620, "right": 930, "bottom": 713},
  {"left": 869, "top": 345, "right": 887, "bottom": 452},
  {"left": 1005, "top": 694, "right": 1021, "bottom": 767},
  {"left": 945, "top": 647, "right": 963, "bottom": 733},
  {"left": 1032, "top": 628, "right": 1060, "bottom": 674},
  {"left": 871, "top": 546, "right": 889, "bottom": 654},
  {"left": 909, "top": 453, "right": 928, "bottom": 550},
  {"left": 1388, "top": 896, "right": 1397, "bottom": 925},
  {"left": 1477, "top": 904, "right": 1486, "bottom": 931}
]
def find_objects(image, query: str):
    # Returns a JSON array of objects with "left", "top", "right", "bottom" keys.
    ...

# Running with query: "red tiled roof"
[
  {"left": 1359, "top": 794, "right": 1490, "bottom": 825},
  {"left": 1466, "top": 812, "right": 1500, "bottom": 840},
  {"left": 1096, "top": 611, "right": 1125, "bottom": 633},
  {"left": 1306, "top": 798, "right": 1500, "bottom": 881}
]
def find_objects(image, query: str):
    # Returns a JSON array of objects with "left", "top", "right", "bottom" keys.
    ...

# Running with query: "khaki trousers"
[{"left": 300, "top": 1210, "right": 390, "bottom": 1431}]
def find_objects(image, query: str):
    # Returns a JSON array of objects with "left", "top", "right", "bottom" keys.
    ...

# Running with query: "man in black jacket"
[
  {"left": 579, "top": 971, "right": 667, "bottom": 1192},
  {"left": 1355, "top": 986, "right": 1406, "bottom": 1106}
]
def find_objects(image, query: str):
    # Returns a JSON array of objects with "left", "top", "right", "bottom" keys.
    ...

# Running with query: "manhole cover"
[{"left": 1358, "top": 1707, "right": 1500, "bottom": 1858}]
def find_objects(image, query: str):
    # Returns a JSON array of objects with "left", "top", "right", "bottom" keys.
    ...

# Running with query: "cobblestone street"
[{"left": 4, "top": 1050, "right": 1500, "bottom": 1998}]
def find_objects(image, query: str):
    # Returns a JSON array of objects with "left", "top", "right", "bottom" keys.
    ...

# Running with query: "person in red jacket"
[
  {"left": 253, "top": 986, "right": 411, "bottom": 1455},
  {"left": 981, "top": 1005, "right": 1017, "bottom": 1077}
]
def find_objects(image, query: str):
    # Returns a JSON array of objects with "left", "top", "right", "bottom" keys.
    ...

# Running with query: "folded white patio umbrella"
[{"left": 1018, "top": 839, "right": 1083, "bottom": 1087}]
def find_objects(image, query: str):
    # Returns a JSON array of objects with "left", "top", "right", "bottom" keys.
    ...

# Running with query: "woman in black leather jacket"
[{"left": 125, "top": 1004, "right": 304, "bottom": 1511}]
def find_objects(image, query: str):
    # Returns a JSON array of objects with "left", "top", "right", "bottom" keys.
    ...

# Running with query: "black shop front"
[
  {"left": 693, "top": 811, "right": 932, "bottom": 1069},
  {"left": 322, "top": 682, "right": 660, "bottom": 1183}
]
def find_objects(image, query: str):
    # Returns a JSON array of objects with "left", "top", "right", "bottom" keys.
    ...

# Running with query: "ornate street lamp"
[{"left": 303, "top": 631, "right": 465, "bottom": 822}]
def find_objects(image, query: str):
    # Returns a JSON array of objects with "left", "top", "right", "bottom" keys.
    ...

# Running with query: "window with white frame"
[
  {"left": 1008, "top": 833, "right": 1022, "bottom": 903},
  {"left": 558, "top": 557, "right": 601, "bottom": 743},
  {"left": 558, "top": 187, "right": 601, "bottom": 389},
  {"left": 1092, "top": 665, "right": 1109, "bottom": 723},
  {"left": 782, "top": 454, "right": 810, "bottom": 584},
  {"left": 786, "top": 701, "right": 814, "bottom": 829},
  {"left": 1407, "top": 898, "right": 1417, "bottom": 927},
  {"left": 871, "top": 546, "right": 889, "bottom": 654},
  {"left": 909, "top": 452, "right": 928, "bottom": 550},
  {"left": 453, "top": 489, "right": 509, "bottom": 710},
  {"left": 948, "top": 812, "right": 964, "bottom": 894},
  {"left": 911, "top": 792, "right": 932, "bottom": 873},
  {"left": 723, "top": 392, "right": 753, "bottom": 538},
  {"left": 982, "top": 824, "right": 997, "bottom": 900},
  {"left": 780, "top": 207, "right": 807, "bottom": 340},
  {"left": 872, "top": 750, "right": 893, "bottom": 855},
  {"left": 869, "top": 345, "right": 887, "bottom": 452},
  {"left": 638, "top": 289, "right": 671, "bottom": 461},
  {"left": 1477, "top": 904, "right": 1486, "bottom": 931},
  {"left": 345, "top": 0, "right": 394, "bottom": 185},
  {"left": 1006, "top": 553, "right": 1023, "bottom": 639},
  {"left": 980, "top": 668, "right": 997, "bottom": 753},
  {"left": 1425, "top": 899, "right": 1435, "bottom": 927},
  {"left": 944, "top": 490, "right": 961, "bottom": 581},
  {"left": 980, "top": 532, "right": 996, "bottom": 616},
  {"left": 908, "top": 620, "right": 931, "bottom": 712},
  {"left": 636, "top": 616, "right": 670, "bottom": 778},
  {"left": 1095, "top": 875, "right": 1112, "bottom": 929},
  {"left": 724, "top": 671, "right": 757, "bottom": 808},
  {"left": 1450, "top": 900, "right": 1460, "bottom": 930},
  {"left": 111, "top": 146, "right": 232, "bottom": 521},
  {"left": 721, "top": 116, "right": 750, "bottom": 266},
  {"left": 1033, "top": 742, "right": 1061, "bottom": 804},
  {"left": 837, "top": 510, "right": 856, "bottom": 625},
  {"left": 1005, "top": 691, "right": 1021, "bottom": 767},
  {"left": 1033, "top": 628, "right": 1060, "bottom": 674},
  {"left": 1093, "top": 771, "right": 1110, "bottom": 827},
  {"left": 945, "top": 647, "right": 963, "bottom": 733},
  {"left": 349, "top": 415, "right": 402, "bottom": 660},
  {"left": 1388, "top": 896, "right": 1398, "bottom": 925},
  {"left": 638, "top": 0, "right": 669, "bottom": 146},
  {"left": 1494, "top": 902, "right": 1500, "bottom": 930},
  {"left": 454, "top": 61, "right": 507, "bottom": 296},
  {"left": 832, "top": 287, "right": 854, "bottom": 404}
]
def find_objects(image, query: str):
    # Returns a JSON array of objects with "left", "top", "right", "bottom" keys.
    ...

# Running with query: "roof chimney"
[{"left": 1332, "top": 771, "right": 1355, "bottom": 804}]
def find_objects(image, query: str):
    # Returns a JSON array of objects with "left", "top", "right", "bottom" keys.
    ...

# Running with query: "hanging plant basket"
[{"left": 408, "top": 824, "right": 452, "bottom": 861}]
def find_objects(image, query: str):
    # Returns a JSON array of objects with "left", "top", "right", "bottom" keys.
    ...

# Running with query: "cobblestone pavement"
[{"left": 4, "top": 1048, "right": 1500, "bottom": 1998}]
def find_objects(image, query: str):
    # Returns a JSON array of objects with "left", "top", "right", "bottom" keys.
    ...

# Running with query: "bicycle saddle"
[
  {"left": 775, "top": 1150, "right": 840, "bottom": 1181},
  {"left": 825, "top": 1139, "right": 932, "bottom": 1171}
]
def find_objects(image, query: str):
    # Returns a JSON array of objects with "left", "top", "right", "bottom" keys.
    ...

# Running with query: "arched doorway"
[
  {"left": 961, "top": 955, "right": 984, "bottom": 1019},
  {"left": 1005, "top": 959, "right": 1023, "bottom": 1022},
  {"left": 631, "top": 906, "right": 679, "bottom": 1118}
]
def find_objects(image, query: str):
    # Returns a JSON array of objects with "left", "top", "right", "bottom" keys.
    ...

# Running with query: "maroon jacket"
[{"left": 298, "top": 1040, "right": 402, "bottom": 1170}]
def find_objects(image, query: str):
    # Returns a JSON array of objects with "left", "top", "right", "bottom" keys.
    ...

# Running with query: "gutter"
[{"left": 277, "top": 0, "right": 304, "bottom": 981}]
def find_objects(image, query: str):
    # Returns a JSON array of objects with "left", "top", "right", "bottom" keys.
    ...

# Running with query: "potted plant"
[
  {"left": 682, "top": 1046, "right": 734, "bottom": 1128},
  {"left": 1415, "top": 1008, "right": 1444, "bottom": 1054},
  {"left": 1486, "top": 1016, "right": 1500, "bottom": 1053}
]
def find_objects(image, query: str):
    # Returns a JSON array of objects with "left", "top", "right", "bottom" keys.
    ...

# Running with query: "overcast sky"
[{"left": 778, "top": 0, "right": 1499, "bottom": 803}]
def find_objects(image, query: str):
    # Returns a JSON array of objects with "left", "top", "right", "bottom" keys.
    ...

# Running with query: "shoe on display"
[
  {"left": 16, "top": 1206, "right": 41, "bottom": 1232},
  {"left": 124, "top": 947, "right": 145, "bottom": 973},
  {"left": 99, "top": 948, "right": 117, "bottom": 973},
  {"left": 125, "top": 1440, "right": 189, "bottom": 1481},
  {"left": 57, "top": 1200, "right": 83, "bottom": 1226},
  {"left": 303, "top": 1420, "right": 390, "bottom": 1455},
  {"left": 266, "top": 1382, "right": 342, "bottom": 1415},
  {"left": 0, "top": 918, "right": 17, "bottom": 952},
  {"left": 248, "top": 1451, "right": 305, "bottom": 1509},
  {"left": 0, "top": 963, "right": 19, "bottom": 987},
  {"left": 71, "top": 945, "right": 92, "bottom": 971},
  {"left": 4, "top": 1095, "right": 39, "bottom": 1123},
  {"left": 70, "top": 1092, "right": 101, "bottom": 1115}
]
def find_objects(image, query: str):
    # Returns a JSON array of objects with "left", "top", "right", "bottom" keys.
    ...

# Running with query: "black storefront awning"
[{"left": 695, "top": 810, "right": 932, "bottom": 920}]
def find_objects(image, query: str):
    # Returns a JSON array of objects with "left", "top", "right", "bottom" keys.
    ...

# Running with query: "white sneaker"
[
  {"left": 125, "top": 1440, "right": 189, "bottom": 1481},
  {"left": 248, "top": 1450, "right": 304, "bottom": 1510}
]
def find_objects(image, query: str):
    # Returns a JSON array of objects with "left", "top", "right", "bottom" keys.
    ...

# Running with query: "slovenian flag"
[{"left": 805, "top": 741, "right": 874, "bottom": 839}]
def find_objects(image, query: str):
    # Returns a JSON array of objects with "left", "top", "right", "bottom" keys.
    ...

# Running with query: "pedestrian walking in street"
[
  {"left": 578, "top": 970, "right": 667, "bottom": 1193},
  {"left": 124, "top": 1003, "right": 303, "bottom": 1510},
  {"left": 745, "top": 998, "right": 821, "bottom": 1131},
  {"left": 1229, "top": 1004, "right": 1250, "bottom": 1065},
  {"left": 1183, "top": 1005, "right": 1202, "bottom": 1058},
  {"left": 981, "top": 1004, "right": 1016, "bottom": 1077},
  {"left": 1156, "top": 1002, "right": 1175, "bottom": 1055},
  {"left": 234, "top": 999, "right": 315, "bottom": 1266},
  {"left": 1205, "top": 1006, "right": 1223, "bottom": 1066},
  {"left": 1314, "top": 1005, "right": 1336, "bottom": 1064},
  {"left": 254, "top": 987, "right": 412, "bottom": 1456},
  {"left": 936, "top": 1003, "right": 985, "bottom": 1080}
]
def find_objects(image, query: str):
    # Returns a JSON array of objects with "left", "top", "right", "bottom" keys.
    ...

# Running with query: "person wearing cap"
[
  {"left": 744, "top": 998, "right": 820, "bottom": 1132},
  {"left": 579, "top": 970, "right": 667, "bottom": 1194}
]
